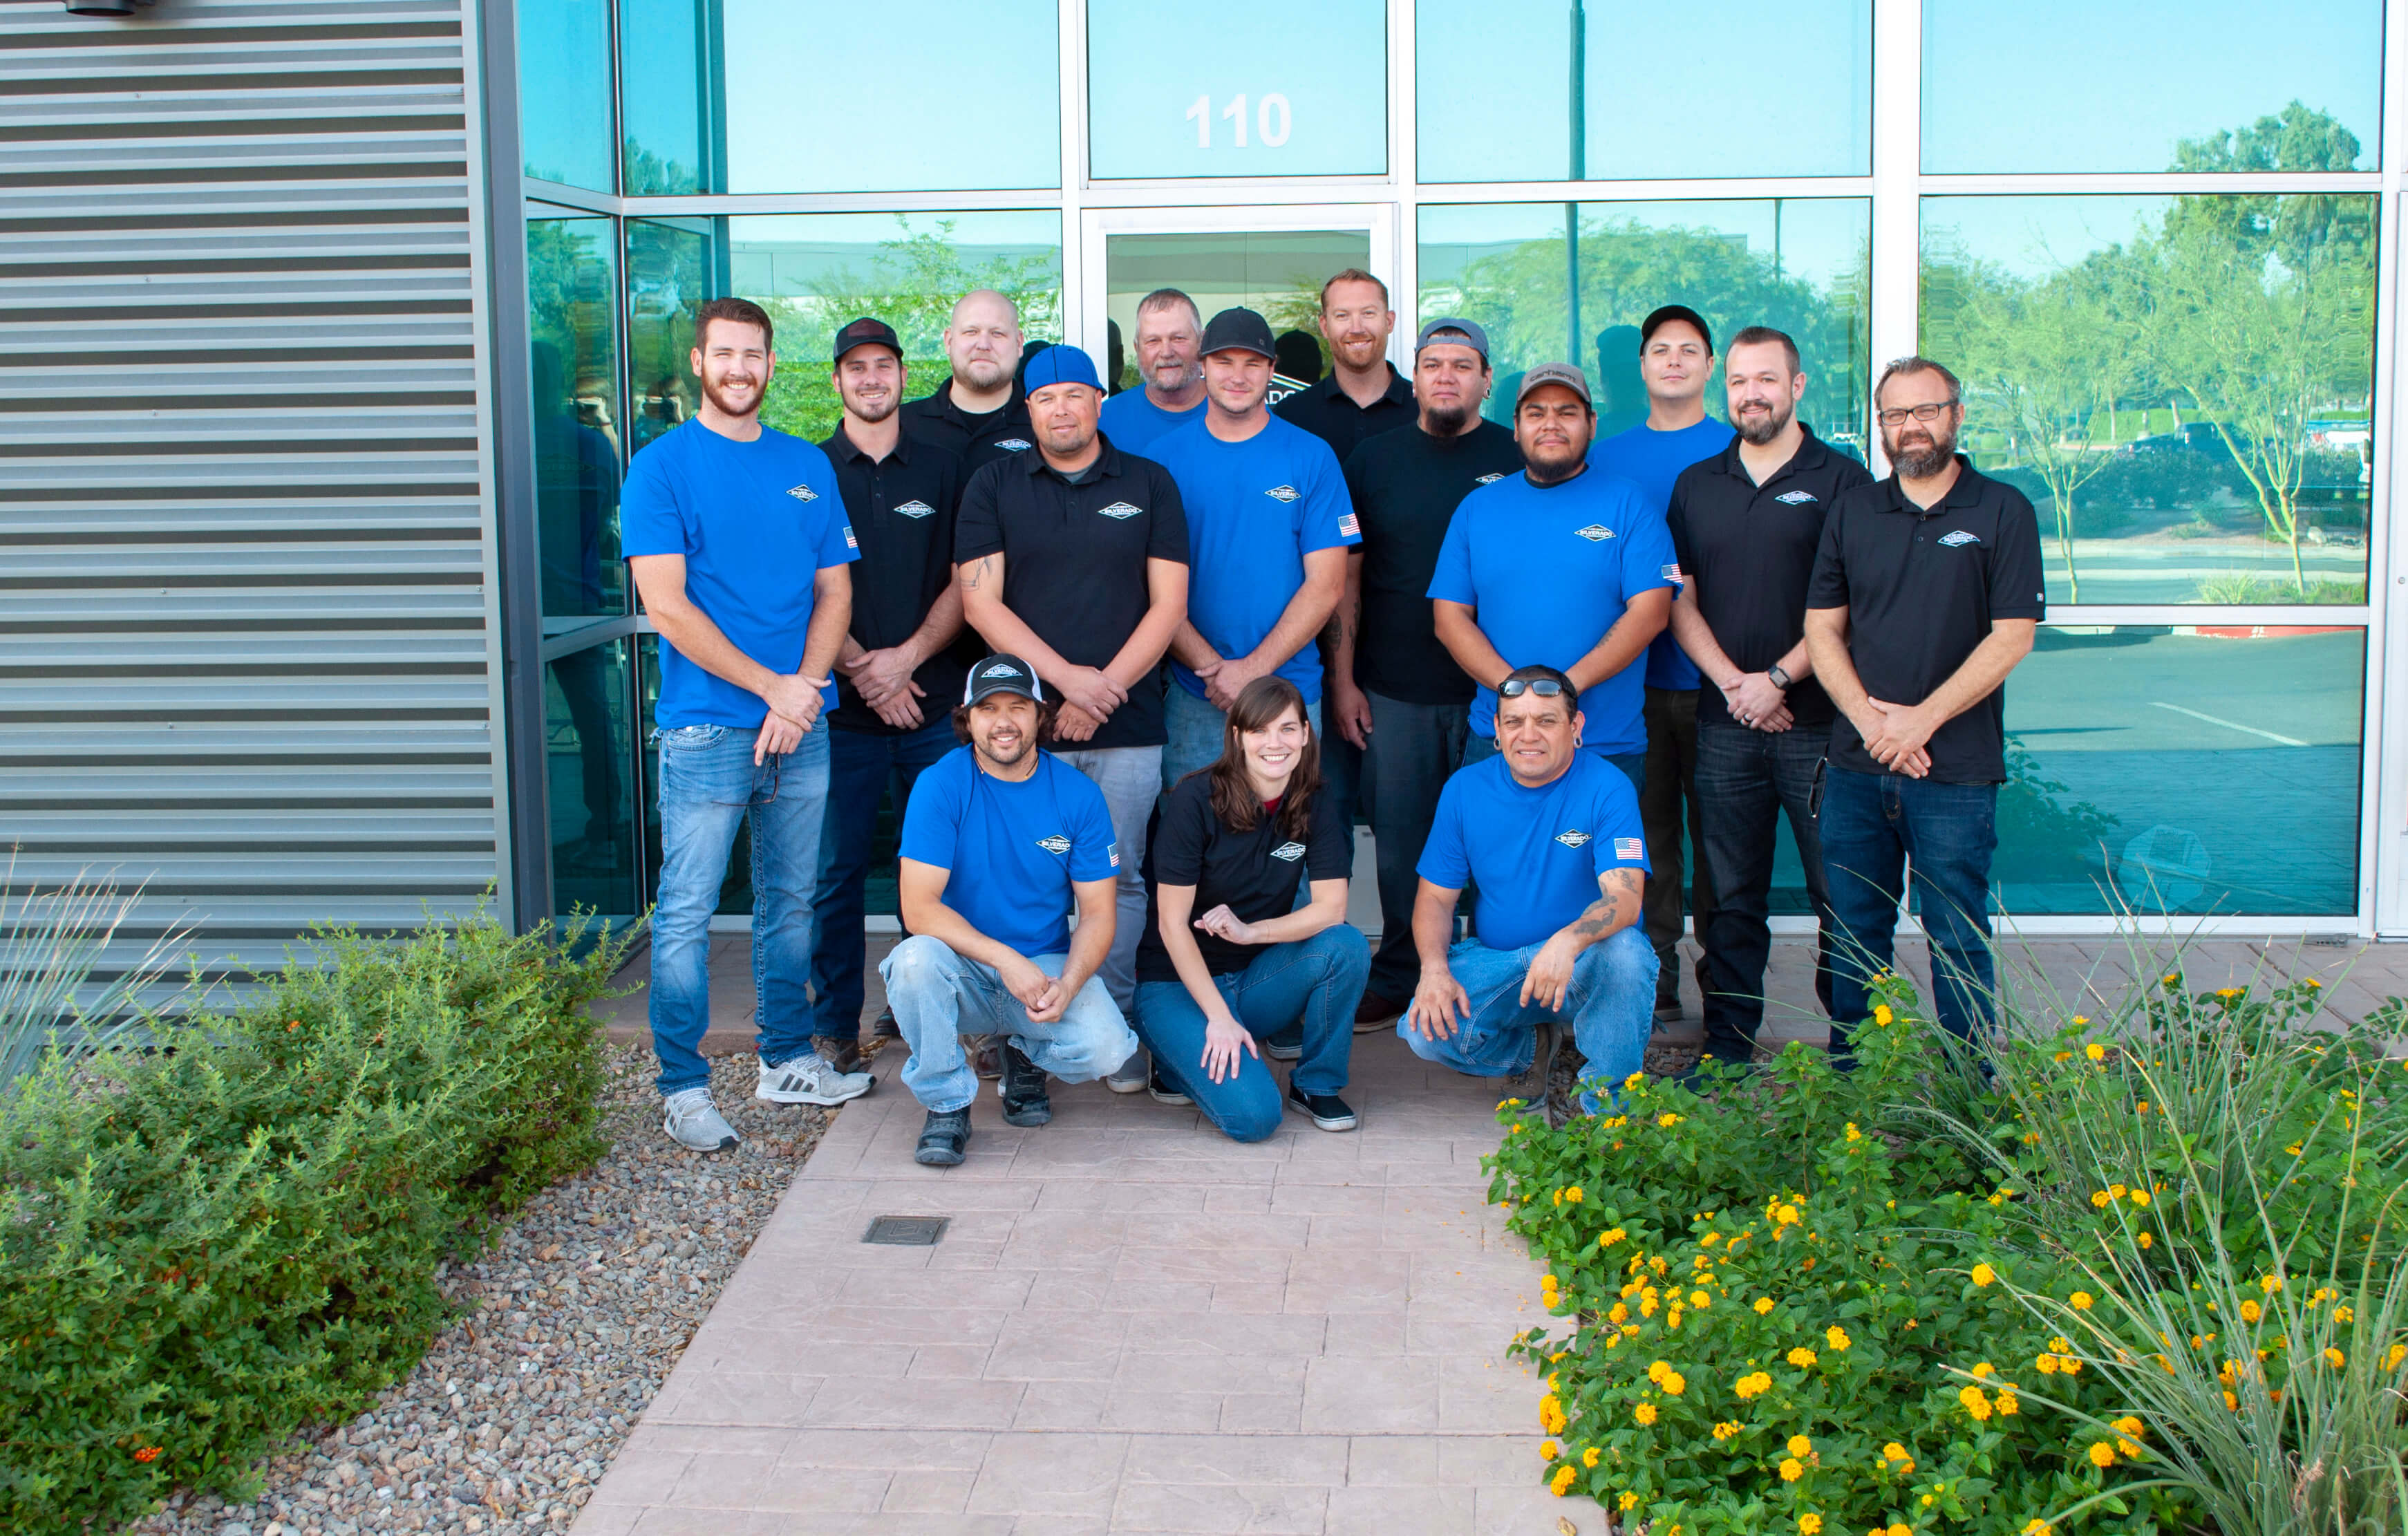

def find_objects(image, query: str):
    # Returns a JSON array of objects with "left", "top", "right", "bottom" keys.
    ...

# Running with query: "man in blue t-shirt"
[
  {"left": 1151, "top": 307, "right": 1361, "bottom": 787},
  {"left": 1096, "top": 288, "right": 1207, "bottom": 456},
  {"left": 881, "top": 655, "right": 1138, "bottom": 1166},
  {"left": 1430, "top": 363, "right": 1679, "bottom": 796},
  {"left": 1400, "top": 664, "right": 1657, "bottom": 1116},
  {"left": 1590, "top": 305, "right": 1735, "bottom": 1027},
  {"left": 623, "top": 297, "right": 876, "bottom": 1154}
]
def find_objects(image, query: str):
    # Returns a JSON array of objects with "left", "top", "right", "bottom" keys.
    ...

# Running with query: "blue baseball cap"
[{"left": 1020, "top": 344, "right": 1102, "bottom": 393}]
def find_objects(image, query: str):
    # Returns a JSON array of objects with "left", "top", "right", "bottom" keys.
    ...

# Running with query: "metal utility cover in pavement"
[{"left": 862, "top": 1215, "right": 948, "bottom": 1246}]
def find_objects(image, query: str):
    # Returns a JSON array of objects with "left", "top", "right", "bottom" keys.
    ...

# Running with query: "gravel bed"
[{"left": 133, "top": 1040, "right": 867, "bottom": 1536}]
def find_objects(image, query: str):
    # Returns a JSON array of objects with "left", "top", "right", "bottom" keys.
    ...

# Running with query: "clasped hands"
[{"left": 1856, "top": 697, "right": 1935, "bottom": 778}]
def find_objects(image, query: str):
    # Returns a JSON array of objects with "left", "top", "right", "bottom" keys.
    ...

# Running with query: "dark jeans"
[
  {"left": 810, "top": 717, "right": 955, "bottom": 1040},
  {"left": 1362, "top": 691, "right": 1471, "bottom": 1001},
  {"left": 1321, "top": 715, "right": 1362, "bottom": 851},
  {"left": 1818, "top": 764, "right": 2000, "bottom": 1060},
  {"left": 1464, "top": 736, "right": 1646, "bottom": 798},
  {"left": 1693, "top": 719, "right": 1836, "bottom": 1062},
  {"left": 1640, "top": 687, "right": 1711, "bottom": 1010},
  {"left": 1134, "top": 926, "right": 1368, "bottom": 1143}
]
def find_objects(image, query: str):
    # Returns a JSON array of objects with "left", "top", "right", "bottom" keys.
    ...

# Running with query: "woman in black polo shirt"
[{"left": 1134, "top": 675, "right": 1369, "bottom": 1140}]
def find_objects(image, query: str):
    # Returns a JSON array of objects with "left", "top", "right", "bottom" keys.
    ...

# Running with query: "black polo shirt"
[
  {"left": 954, "top": 434, "right": 1190, "bottom": 751},
  {"left": 818, "top": 424, "right": 974, "bottom": 736},
  {"left": 1274, "top": 363, "right": 1415, "bottom": 465},
  {"left": 899, "top": 375, "right": 1035, "bottom": 472},
  {"left": 1136, "top": 775, "right": 1354, "bottom": 982},
  {"left": 1806, "top": 456, "right": 2047, "bottom": 785},
  {"left": 1666, "top": 427, "right": 1874, "bottom": 731},
  {"left": 1344, "top": 419, "right": 1525, "bottom": 706}
]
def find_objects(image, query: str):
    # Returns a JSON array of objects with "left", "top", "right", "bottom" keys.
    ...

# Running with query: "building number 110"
[{"left": 1187, "top": 93, "right": 1293, "bottom": 149}]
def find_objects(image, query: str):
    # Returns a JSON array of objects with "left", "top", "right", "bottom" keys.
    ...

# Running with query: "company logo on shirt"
[
  {"left": 1573, "top": 523, "right": 1615, "bottom": 542},
  {"left": 1554, "top": 830, "right": 1592, "bottom": 848},
  {"left": 995, "top": 437, "right": 1034, "bottom": 451},
  {"left": 1337, "top": 512, "right": 1360, "bottom": 537},
  {"left": 1096, "top": 501, "right": 1143, "bottom": 520},
  {"left": 893, "top": 499, "right": 935, "bottom": 519},
  {"left": 1474, "top": 472, "right": 1506, "bottom": 485},
  {"left": 1775, "top": 490, "right": 1818, "bottom": 505},
  {"left": 1264, "top": 484, "right": 1301, "bottom": 503},
  {"left": 1270, "top": 841, "right": 1308, "bottom": 862},
  {"left": 1938, "top": 529, "right": 1982, "bottom": 547},
  {"left": 842, "top": 523, "right": 858, "bottom": 549},
  {"left": 786, "top": 483, "right": 819, "bottom": 502},
  {"left": 1035, "top": 834, "right": 1073, "bottom": 856}
]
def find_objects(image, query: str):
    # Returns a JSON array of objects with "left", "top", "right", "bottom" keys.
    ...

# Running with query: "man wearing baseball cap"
[
  {"left": 882, "top": 653, "right": 1138, "bottom": 1166},
  {"left": 1150, "top": 306, "right": 1362, "bottom": 787},
  {"left": 1429, "top": 362, "right": 1679, "bottom": 796}
]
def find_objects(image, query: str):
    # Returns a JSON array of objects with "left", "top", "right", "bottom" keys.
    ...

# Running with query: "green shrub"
[{"left": 0, "top": 910, "right": 630, "bottom": 1536}]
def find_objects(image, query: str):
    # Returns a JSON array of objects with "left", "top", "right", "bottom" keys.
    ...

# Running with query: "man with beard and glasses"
[
  {"left": 1324, "top": 319, "right": 1525, "bottom": 1029},
  {"left": 625, "top": 297, "right": 875, "bottom": 1154},
  {"left": 1430, "top": 365, "right": 1677, "bottom": 796},
  {"left": 900, "top": 289, "right": 1035, "bottom": 470},
  {"left": 1098, "top": 288, "right": 1207, "bottom": 456},
  {"left": 882, "top": 655, "right": 1138, "bottom": 1167},
  {"left": 806, "top": 317, "right": 975, "bottom": 1073},
  {"left": 1805, "top": 356, "right": 2043, "bottom": 1068},
  {"left": 1667, "top": 326, "right": 1872, "bottom": 1077}
]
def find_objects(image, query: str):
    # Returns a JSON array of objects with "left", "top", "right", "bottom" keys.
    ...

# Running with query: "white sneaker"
[
  {"left": 757, "top": 1051, "right": 874, "bottom": 1106},
  {"left": 662, "top": 1087, "right": 739, "bottom": 1152},
  {"left": 1104, "top": 1047, "right": 1149, "bottom": 1094}
]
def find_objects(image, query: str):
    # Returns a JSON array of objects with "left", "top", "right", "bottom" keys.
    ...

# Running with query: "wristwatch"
[{"left": 1767, "top": 664, "right": 1793, "bottom": 691}]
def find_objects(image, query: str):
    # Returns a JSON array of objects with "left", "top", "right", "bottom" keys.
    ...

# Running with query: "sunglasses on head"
[{"left": 1497, "top": 677, "right": 1568, "bottom": 698}]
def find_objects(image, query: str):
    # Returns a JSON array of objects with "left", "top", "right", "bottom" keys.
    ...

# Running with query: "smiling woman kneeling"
[{"left": 1134, "top": 676, "right": 1369, "bottom": 1139}]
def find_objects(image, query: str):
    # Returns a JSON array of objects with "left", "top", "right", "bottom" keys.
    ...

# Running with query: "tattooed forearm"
[{"left": 1569, "top": 868, "right": 1644, "bottom": 941}]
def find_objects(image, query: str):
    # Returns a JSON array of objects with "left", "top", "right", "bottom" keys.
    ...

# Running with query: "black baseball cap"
[
  {"left": 962, "top": 653, "right": 1045, "bottom": 706},
  {"left": 834, "top": 316, "right": 902, "bottom": 364},
  {"left": 1639, "top": 304, "right": 1713, "bottom": 354},
  {"left": 1200, "top": 306, "right": 1277, "bottom": 360}
]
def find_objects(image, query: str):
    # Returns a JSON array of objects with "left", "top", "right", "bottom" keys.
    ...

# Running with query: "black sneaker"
[
  {"left": 999, "top": 1042, "right": 1053, "bottom": 1127},
  {"left": 1261, "top": 1029, "right": 1304, "bottom": 1062},
  {"left": 1286, "top": 1081, "right": 1358, "bottom": 1132},
  {"left": 915, "top": 1107, "right": 971, "bottom": 1166},
  {"left": 871, "top": 1005, "right": 901, "bottom": 1040},
  {"left": 1148, "top": 1066, "right": 1192, "bottom": 1105}
]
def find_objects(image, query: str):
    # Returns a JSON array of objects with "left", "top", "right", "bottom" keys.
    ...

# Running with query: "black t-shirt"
[
  {"left": 899, "top": 376, "right": 1035, "bottom": 472},
  {"left": 1136, "top": 774, "right": 1355, "bottom": 982},
  {"left": 1274, "top": 364, "right": 1416, "bottom": 465},
  {"left": 1666, "top": 427, "right": 1874, "bottom": 731},
  {"left": 819, "top": 425, "right": 975, "bottom": 735},
  {"left": 1344, "top": 420, "right": 1525, "bottom": 706},
  {"left": 954, "top": 435, "right": 1191, "bottom": 750},
  {"left": 1805, "top": 456, "right": 2047, "bottom": 784}
]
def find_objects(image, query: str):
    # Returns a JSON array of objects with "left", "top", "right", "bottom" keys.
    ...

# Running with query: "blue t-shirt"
[
  {"left": 1098, "top": 388, "right": 1208, "bottom": 458},
  {"left": 1426, "top": 467, "right": 1680, "bottom": 753},
  {"left": 1418, "top": 751, "right": 1649, "bottom": 953},
  {"left": 621, "top": 421, "right": 860, "bottom": 728},
  {"left": 1592, "top": 418, "right": 1735, "bottom": 691},
  {"left": 897, "top": 747, "right": 1120, "bottom": 959},
  {"left": 1151, "top": 414, "right": 1360, "bottom": 702}
]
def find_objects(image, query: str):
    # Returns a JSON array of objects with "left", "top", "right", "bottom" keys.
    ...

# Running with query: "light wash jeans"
[
  {"left": 1398, "top": 926, "right": 1657, "bottom": 1111},
  {"left": 1133, "top": 925, "right": 1368, "bottom": 1143},
  {"left": 880, "top": 935, "right": 1137, "bottom": 1114},
  {"left": 1047, "top": 743, "right": 1163, "bottom": 1014},
  {"left": 648, "top": 722, "right": 831, "bottom": 1096},
  {"left": 1163, "top": 685, "right": 1321, "bottom": 790}
]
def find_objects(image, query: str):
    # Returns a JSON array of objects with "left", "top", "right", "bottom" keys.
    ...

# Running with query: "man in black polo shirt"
[
  {"left": 956, "top": 343, "right": 1190, "bottom": 1029},
  {"left": 899, "top": 289, "right": 1034, "bottom": 471},
  {"left": 1805, "top": 355, "right": 2043, "bottom": 1063},
  {"left": 1326, "top": 318, "right": 1524, "bottom": 1027},
  {"left": 1667, "top": 326, "right": 1872, "bottom": 1073},
  {"left": 808, "top": 317, "right": 973, "bottom": 1071}
]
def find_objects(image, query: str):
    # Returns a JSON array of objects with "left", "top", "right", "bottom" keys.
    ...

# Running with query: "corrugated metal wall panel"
[{"left": 0, "top": 0, "right": 507, "bottom": 985}]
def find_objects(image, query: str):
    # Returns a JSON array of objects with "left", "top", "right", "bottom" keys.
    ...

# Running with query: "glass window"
[
  {"left": 1921, "top": 194, "right": 2376, "bottom": 606},
  {"left": 719, "top": 1, "right": 1059, "bottom": 193},
  {"left": 1998, "top": 626, "right": 2362, "bottom": 916},
  {"left": 619, "top": 0, "right": 715, "bottom": 194},
  {"left": 518, "top": 0, "right": 617, "bottom": 190},
  {"left": 1418, "top": 2, "right": 1868, "bottom": 183},
  {"left": 1923, "top": 1, "right": 2380, "bottom": 174},
  {"left": 627, "top": 217, "right": 713, "bottom": 457},
  {"left": 548, "top": 637, "right": 639, "bottom": 919},
  {"left": 1420, "top": 200, "right": 1869, "bottom": 453},
  {"left": 728, "top": 211, "right": 1062, "bottom": 443},
  {"left": 527, "top": 211, "right": 628, "bottom": 626},
  {"left": 1087, "top": 0, "right": 1386, "bottom": 180}
]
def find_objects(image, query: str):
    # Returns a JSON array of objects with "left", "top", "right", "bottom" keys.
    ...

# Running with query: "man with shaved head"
[{"left": 901, "top": 289, "right": 1036, "bottom": 471}]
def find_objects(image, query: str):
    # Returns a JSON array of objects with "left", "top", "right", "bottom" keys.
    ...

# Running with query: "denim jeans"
[
  {"left": 1133, "top": 925, "right": 1368, "bottom": 1142},
  {"left": 1163, "top": 685, "right": 1321, "bottom": 790},
  {"left": 880, "top": 935, "right": 1137, "bottom": 1114},
  {"left": 1693, "top": 720, "right": 1838, "bottom": 1063},
  {"left": 809, "top": 717, "right": 955, "bottom": 1040},
  {"left": 649, "top": 722, "right": 831, "bottom": 1096},
  {"left": 1362, "top": 692, "right": 1471, "bottom": 1000},
  {"left": 1048, "top": 744, "right": 1164, "bottom": 1014},
  {"left": 1818, "top": 765, "right": 2000, "bottom": 1059},
  {"left": 1396, "top": 926, "right": 1657, "bottom": 1110},
  {"left": 1640, "top": 686, "right": 1712, "bottom": 1010},
  {"left": 1463, "top": 735, "right": 1647, "bottom": 798}
]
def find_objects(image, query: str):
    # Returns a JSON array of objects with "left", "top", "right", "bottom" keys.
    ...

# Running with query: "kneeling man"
[
  {"left": 882, "top": 655, "right": 1138, "bottom": 1165},
  {"left": 1402, "top": 664, "right": 1657, "bottom": 1110}
]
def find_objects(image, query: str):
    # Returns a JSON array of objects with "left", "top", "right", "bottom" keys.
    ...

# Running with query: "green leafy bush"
[
  {"left": 1487, "top": 965, "right": 2408, "bottom": 1535},
  {"left": 0, "top": 911, "right": 630, "bottom": 1535}
]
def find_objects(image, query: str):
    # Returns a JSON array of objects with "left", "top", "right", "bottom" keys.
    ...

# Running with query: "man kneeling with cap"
[
  {"left": 1401, "top": 663, "right": 1658, "bottom": 1115},
  {"left": 882, "top": 655, "right": 1139, "bottom": 1166}
]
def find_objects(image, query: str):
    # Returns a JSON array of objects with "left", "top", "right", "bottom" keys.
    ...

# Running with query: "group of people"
[{"left": 622, "top": 270, "right": 2044, "bottom": 1166}]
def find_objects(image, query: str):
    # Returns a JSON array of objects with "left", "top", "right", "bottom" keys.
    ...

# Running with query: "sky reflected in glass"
[{"left": 518, "top": 0, "right": 615, "bottom": 189}]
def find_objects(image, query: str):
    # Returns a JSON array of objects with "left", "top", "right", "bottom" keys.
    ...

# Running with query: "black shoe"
[
  {"left": 999, "top": 1042, "right": 1053, "bottom": 1127},
  {"left": 915, "top": 1107, "right": 971, "bottom": 1166},
  {"left": 1517, "top": 1020, "right": 1563, "bottom": 1127},
  {"left": 1653, "top": 999, "right": 1685, "bottom": 1025},
  {"left": 1147, "top": 1066, "right": 1192, "bottom": 1106},
  {"left": 1261, "top": 1029, "right": 1304, "bottom": 1062},
  {"left": 1286, "top": 1081, "right": 1358, "bottom": 1132},
  {"left": 872, "top": 1004, "right": 901, "bottom": 1040}
]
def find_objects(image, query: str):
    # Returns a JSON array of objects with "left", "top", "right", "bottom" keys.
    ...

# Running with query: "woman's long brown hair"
[{"left": 1201, "top": 675, "right": 1321, "bottom": 843}]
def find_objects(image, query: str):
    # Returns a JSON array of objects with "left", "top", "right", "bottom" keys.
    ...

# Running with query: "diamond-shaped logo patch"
[
  {"left": 893, "top": 499, "right": 934, "bottom": 519},
  {"left": 787, "top": 484, "right": 819, "bottom": 502},
  {"left": 1035, "top": 835, "right": 1072, "bottom": 856},
  {"left": 1573, "top": 523, "right": 1613, "bottom": 541},
  {"left": 1270, "top": 841, "right": 1308, "bottom": 862},
  {"left": 1264, "top": 485, "right": 1300, "bottom": 503},
  {"left": 995, "top": 438, "right": 1034, "bottom": 452},
  {"left": 1554, "top": 830, "right": 1592, "bottom": 849},
  {"left": 1097, "top": 501, "right": 1142, "bottom": 520}
]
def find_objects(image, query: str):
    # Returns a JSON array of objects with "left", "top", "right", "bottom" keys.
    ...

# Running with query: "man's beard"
[
  {"left": 699, "top": 373, "right": 761, "bottom": 418},
  {"left": 1041, "top": 422, "right": 1096, "bottom": 458},
  {"left": 1333, "top": 333, "right": 1382, "bottom": 367},
  {"left": 1733, "top": 396, "right": 1794, "bottom": 446},
  {"left": 1424, "top": 400, "right": 1473, "bottom": 436},
  {"left": 957, "top": 355, "right": 1013, "bottom": 393},
  {"left": 1885, "top": 426, "right": 1956, "bottom": 478},
  {"left": 977, "top": 732, "right": 1031, "bottom": 768},
  {"left": 1148, "top": 359, "right": 1196, "bottom": 391},
  {"left": 844, "top": 390, "right": 898, "bottom": 424}
]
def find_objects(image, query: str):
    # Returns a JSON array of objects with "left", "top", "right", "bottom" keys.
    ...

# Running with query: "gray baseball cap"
[
  {"left": 1413, "top": 317, "right": 1490, "bottom": 362},
  {"left": 1514, "top": 362, "right": 1593, "bottom": 409}
]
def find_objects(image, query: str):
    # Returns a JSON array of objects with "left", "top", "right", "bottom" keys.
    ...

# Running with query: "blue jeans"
[
  {"left": 1048, "top": 744, "right": 1163, "bottom": 1013},
  {"left": 1163, "top": 685, "right": 1321, "bottom": 790},
  {"left": 648, "top": 722, "right": 831, "bottom": 1095},
  {"left": 1463, "top": 735, "right": 1646, "bottom": 798},
  {"left": 810, "top": 718, "right": 955, "bottom": 1040},
  {"left": 1818, "top": 765, "right": 2000, "bottom": 1058},
  {"left": 1397, "top": 926, "right": 1657, "bottom": 1111},
  {"left": 1133, "top": 925, "right": 1369, "bottom": 1142},
  {"left": 1693, "top": 719, "right": 1838, "bottom": 1062},
  {"left": 880, "top": 935, "right": 1137, "bottom": 1114}
]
